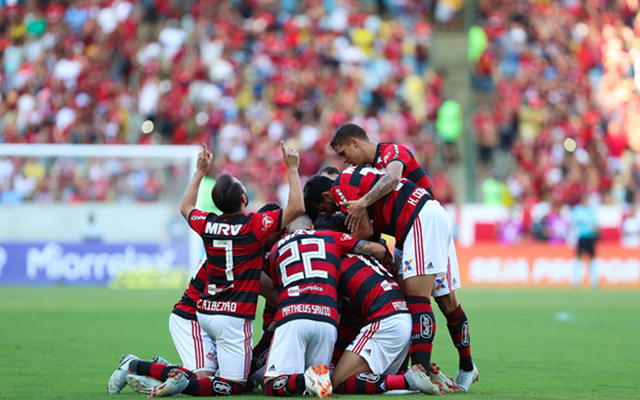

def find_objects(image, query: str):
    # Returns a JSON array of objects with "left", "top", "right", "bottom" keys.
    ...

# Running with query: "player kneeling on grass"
[
  {"left": 139, "top": 142, "right": 303, "bottom": 398},
  {"left": 263, "top": 215, "right": 391, "bottom": 398},
  {"left": 314, "top": 214, "right": 455, "bottom": 396}
]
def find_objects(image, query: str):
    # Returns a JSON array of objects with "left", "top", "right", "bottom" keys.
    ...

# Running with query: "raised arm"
[
  {"left": 180, "top": 143, "right": 213, "bottom": 220},
  {"left": 341, "top": 161, "right": 403, "bottom": 231},
  {"left": 280, "top": 141, "right": 305, "bottom": 227}
]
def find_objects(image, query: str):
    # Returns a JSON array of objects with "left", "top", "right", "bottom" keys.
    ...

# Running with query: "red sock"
[
  {"left": 445, "top": 304, "right": 473, "bottom": 371},
  {"left": 333, "top": 373, "right": 407, "bottom": 394},
  {"left": 183, "top": 377, "right": 244, "bottom": 397},
  {"left": 263, "top": 374, "right": 306, "bottom": 396},
  {"left": 405, "top": 295, "right": 436, "bottom": 368}
]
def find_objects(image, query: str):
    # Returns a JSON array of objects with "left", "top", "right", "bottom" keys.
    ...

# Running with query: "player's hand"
[
  {"left": 340, "top": 198, "right": 367, "bottom": 232},
  {"left": 281, "top": 140, "right": 300, "bottom": 170},
  {"left": 197, "top": 143, "right": 213, "bottom": 174}
]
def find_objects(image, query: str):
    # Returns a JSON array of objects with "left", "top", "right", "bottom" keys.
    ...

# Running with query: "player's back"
[
  {"left": 173, "top": 257, "right": 208, "bottom": 320},
  {"left": 269, "top": 229, "right": 360, "bottom": 328},
  {"left": 190, "top": 209, "right": 282, "bottom": 320},
  {"left": 373, "top": 142, "right": 432, "bottom": 191},
  {"left": 339, "top": 254, "right": 408, "bottom": 325},
  {"left": 332, "top": 165, "right": 433, "bottom": 248}
]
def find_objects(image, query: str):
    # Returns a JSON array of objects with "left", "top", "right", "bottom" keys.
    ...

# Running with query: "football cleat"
[
  {"left": 148, "top": 369, "right": 189, "bottom": 398},
  {"left": 454, "top": 363, "right": 479, "bottom": 392},
  {"left": 107, "top": 354, "right": 139, "bottom": 394},
  {"left": 429, "top": 363, "right": 459, "bottom": 394},
  {"left": 304, "top": 364, "right": 332, "bottom": 398},
  {"left": 404, "top": 364, "right": 446, "bottom": 396},
  {"left": 151, "top": 355, "right": 171, "bottom": 365},
  {"left": 126, "top": 374, "right": 163, "bottom": 395}
]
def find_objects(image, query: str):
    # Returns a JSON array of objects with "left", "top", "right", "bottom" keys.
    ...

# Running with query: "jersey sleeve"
[
  {"left": 188, "top": 209, "right": 209, "bottom": 233},
  {"left": 380, "top": 144, "right": 410, "bottom": 168},
  {"left": 331, "top": 184, "right": 362, "bottom": 215},
  {"left": 251, "top": 209, "right": 283, "bottom": 241},
  {"left": 331, "top": 231, "right": 362, "bottom": 255}
]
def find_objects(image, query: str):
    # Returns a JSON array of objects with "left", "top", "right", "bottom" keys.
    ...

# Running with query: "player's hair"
[
  {"left": 330, "top": 123, "right": 369, "bottom": 149},
  {"left": 304, "top": 175, "right": 334, "bottom": 205},
  {"left": 288, "top": 214, "right": 313, "bottom": 231},
  {"left": 257, "top": 203, "right": 281, "bottom": 213},
  {"left": 318, "top": 165, "right": 341, "bottom": 177},
  {"left": 211, "top": 174, "right": 245, "bottom": 215},
  {"left": 314, "top": 213, "right": 348, "bottom": 233}
]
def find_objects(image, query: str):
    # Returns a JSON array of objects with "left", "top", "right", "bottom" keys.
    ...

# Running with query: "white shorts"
[
  {"left": 346, "top": 314, "right": 411, "bottom": 375},
  {"left": 394, "top": 242, "right": 461, "bottom": 297},
  {"left": 197, "top": 313, "right": 253, "bottom": 382},
  {"left": 264, "top": 320, "right": 337, "bottom": 378},
  {"left": 169, "top": 313, "right": 218, "bottom": 373},
  {"left": 400, "top": 201, "right": 453, "bottom": 280}
]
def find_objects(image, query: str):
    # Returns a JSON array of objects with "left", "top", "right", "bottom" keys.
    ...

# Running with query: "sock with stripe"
[
  {"left": 129, "top": 360, "right": 193, "bottom": 381},
  {"left": 333, "top": 374, "right": 408, "bottom": 394},
  {"left": 263, "top": 374, "right": 306, "bottom": 396},
  {"left": 405, "top": 295, "right": 435, "bottom": 369},
  {"left": 183, "top": 376, "right": 245, "bottom": 396},
  {"left": 445, "top": 304, "right": 473, "bottom": 371}
]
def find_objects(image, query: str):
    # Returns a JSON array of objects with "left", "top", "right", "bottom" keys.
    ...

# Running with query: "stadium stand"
[{"left": 0, "top": 0, "right": 455, "bottom": 205}]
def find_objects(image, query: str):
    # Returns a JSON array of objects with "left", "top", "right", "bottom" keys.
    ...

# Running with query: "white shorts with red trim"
[
  {"left": 345, "top": 313, "right": 411, "bottom": 375},
  {"left": 168, "top": 313, "right": 217, "bottom": 373},
  {"left": 393, "top": 212, "right": 461, "bottom": 297},
  {"left": 400, "top": 200, "right": 452, "bottom": 280},
  {"left": 264, "top": 320, "right": 337, "bottom": 378},
  {"left": 197, "top": 313, "right": 253, "bottom": 382}
]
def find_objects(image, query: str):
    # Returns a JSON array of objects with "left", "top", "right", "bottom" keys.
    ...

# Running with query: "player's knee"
[{"left": 435, "top": 291, "right": 459, "bottom": 314}]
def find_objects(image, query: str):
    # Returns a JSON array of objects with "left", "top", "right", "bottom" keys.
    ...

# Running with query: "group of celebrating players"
[{"left": 107, "top": 123, "right": 479, "bottom": 398}]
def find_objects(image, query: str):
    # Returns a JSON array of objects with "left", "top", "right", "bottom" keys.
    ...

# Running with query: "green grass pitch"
[{"left": 1, "top": 287, "right": 638, "bottom": 400}]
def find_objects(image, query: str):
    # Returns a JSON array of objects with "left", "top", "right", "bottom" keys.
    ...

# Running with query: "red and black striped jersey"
[
  {"left": 339, "top": 254, "right": 409, "bottom": 325},
  {"left": 373, "top": 143, "right": 432, "bottom": 192},
  {"left": 172, "top": 256, "right": 208, "bottom": 321},
  {"left": 331, "top": 165, "right": 432, "bottom": 248},
  {"left": 269, "top": 229, "right": 361, "bottom": 328},
  {"left": 261, "top": 252, "right": 276, "bottom": 332},
  {"left": 188, "top": 208, "right": 283, "bottom": 319}
]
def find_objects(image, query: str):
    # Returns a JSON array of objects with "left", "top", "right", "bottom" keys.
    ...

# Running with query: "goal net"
[{"left": 0, "top": 144, "right": 204, "bottom": 288}]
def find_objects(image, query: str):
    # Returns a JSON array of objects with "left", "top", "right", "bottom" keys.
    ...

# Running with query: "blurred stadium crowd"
[
  {"left": 0, "top": 0, "right": 461, "bottom": 205},
  {"left": 468, "top": 0, "right": 640, "bottom": 244}
]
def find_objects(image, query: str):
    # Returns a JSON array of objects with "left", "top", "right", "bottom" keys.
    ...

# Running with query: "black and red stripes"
[{"left": 405, "top": 295, "right": 435, "bottom": 369}]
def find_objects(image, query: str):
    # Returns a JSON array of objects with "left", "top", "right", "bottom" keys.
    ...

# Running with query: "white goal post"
[{"left": 0, "top": 144, "right": 204, "bottom": 287}]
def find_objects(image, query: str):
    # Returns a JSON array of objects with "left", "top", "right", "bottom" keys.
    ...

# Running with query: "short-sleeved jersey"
[
  {"left": 172, "top": 257, "right": 208, "bottom": 321},
  {"left": 373, "top": 143, "right": 432, "bottom": 192},
  {"left": 339, "top": 254, "right": 409, "bottom": 325},
  {"left": 269, "top": 229, "right": 361, "bottom": 328},
  {"left": 331, "top": 165, "right": 433, "bottom": 248},
  {"left": 188, "top": 208, "right": 283, "bottom": 319},
  {"left": 261, "top": 252, "right": 277, "bottom": 331}
]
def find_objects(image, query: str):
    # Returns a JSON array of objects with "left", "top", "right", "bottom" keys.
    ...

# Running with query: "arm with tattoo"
[{"left": 353, "top": 239, "right": 391, "bottom": 263}]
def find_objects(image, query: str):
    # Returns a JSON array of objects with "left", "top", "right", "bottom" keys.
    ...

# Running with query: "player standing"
[
  {"left": 146, "top": 142, "right": 304, "bottom": 398},
  {"left": 304, "top": 167, "right": 450, "bottom": 395},
  {"left": 263, "top": 215, "right": 391, "bottom": 398},
  {"left": 329, "top": 123, "right": 478, "bottom": 391}
]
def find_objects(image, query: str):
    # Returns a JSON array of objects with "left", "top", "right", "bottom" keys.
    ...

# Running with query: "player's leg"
[
  {"left": 168, "top": 313, "right": 217, "bottom": 378},
  {"left": 587, "top": 238, "right": 598, "bottom": 289},
  {"left": 263, "top": 320, "right": 308, "bottom": 397},
  {"left": 330, "top": 314, "right": 361, "bottom": 373},
  {"left": 157, "top": 313, "right": 251, "bottom": 397},
  {"left": 333, "top": 315, "right": 418, "bottom": 395},
  {"left": 432, "top": 241, "right": 476, "bottom": 389},
  {"left": 303, "top": 321, "right": 336, "bottom": 399},
  {"left": 573, "top": 239, "right": 585, "bottom": 288}
]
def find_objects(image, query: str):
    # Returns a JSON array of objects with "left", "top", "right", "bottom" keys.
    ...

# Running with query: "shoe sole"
[
  {"left": 107, "top": 354, "right": 137, "bottom": 394},
  {"left": 307, "top": 365, "right": 332, "bottom": 398}
]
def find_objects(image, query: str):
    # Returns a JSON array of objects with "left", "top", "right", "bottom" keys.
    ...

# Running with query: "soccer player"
[
  {"left": 314, "top": 214, "right": 456, "bottom": 396},
  {"left": 304, "top": 167, "right": 451, "bottom": 395},
  {"left": 107, "top": 257, "right": 217, "bottom": 395},
  {"left": 145, "top": 142, "right": 305, "bottom": 398},
  {"left": 329, "top": 123, "right": 478, "bottom": 391},
  {"left": 262, "top": 214, "right": 391, "bottom": 398},
  {"left": 571, "top": 196, "right": 600, "bottom": 289}
]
